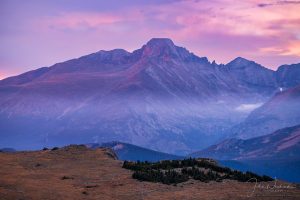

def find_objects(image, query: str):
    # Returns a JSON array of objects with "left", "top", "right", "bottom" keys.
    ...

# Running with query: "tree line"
[{"left": 123, "top": 158, "right": 273, "bottom": 185}]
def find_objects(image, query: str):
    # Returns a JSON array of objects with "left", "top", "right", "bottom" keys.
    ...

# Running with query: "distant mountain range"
[
  {"left": 0, "top": 148, "right": 16, "bottom": 153},
  {"left": 87, "top": 141, "right": 183, "bottom": 162},
  {"left": 191, "top": 125, "right": 300, "bottom": 160},
  {"left": 0, "top": 38, "right": 300, "bottom": 154}
]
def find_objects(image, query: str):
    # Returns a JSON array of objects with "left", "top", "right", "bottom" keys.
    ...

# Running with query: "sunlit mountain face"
[{"left": 0, "top": 38, "right": 299, "bottom": 154}]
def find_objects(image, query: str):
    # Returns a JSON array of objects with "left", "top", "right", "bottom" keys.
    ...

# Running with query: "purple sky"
[{"left": 1, "top": 0, "right": 300, "bottom": 79}]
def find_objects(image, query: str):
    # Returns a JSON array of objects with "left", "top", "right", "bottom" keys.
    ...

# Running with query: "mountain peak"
[
  {"left": 226, "top": 57, "right": 261, "bottom": 69},
  {"left": 146, "top": 38, "right": 175, "bottom": 47},
  {"left": 230, "top": 57, "right": 252, "bottom": 65},
  {"left": 140, "top": 38, "right": 178, "bottom": 58}
]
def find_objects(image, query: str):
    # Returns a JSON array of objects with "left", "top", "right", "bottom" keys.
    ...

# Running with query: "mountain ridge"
[
  {"left": 0, "top": 38, "right": 299, "bottom": 154},
  {"left": 191, "top": 124, "right": 300, "bottom": 160},
  {"left": 2, "top": 38, "right": 299, "bottom": 85},
  {"left": 86, "top": 141, "right": 184, "bottom": 162}
]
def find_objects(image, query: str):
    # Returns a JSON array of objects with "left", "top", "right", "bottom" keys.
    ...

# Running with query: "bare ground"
[{"left": 0, "top": 145, "right": 299, "bottom": 200}]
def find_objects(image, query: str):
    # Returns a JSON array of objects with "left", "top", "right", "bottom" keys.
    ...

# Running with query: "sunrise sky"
[{"left": 1, "top": 0, "right": 300, "bottom": 79}]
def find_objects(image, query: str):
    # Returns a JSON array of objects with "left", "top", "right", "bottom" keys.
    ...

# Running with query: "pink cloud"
[
  {"left": 50, "top": 13, "right": 121, "bottom": 30},
  {"left": 1, "top": 0, "right": 300, "bottom": 78}
]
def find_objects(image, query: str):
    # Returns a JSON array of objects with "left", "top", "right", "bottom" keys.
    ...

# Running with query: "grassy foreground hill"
[{"left": 0, "top": 145, "right": 300, "bottom": 200}]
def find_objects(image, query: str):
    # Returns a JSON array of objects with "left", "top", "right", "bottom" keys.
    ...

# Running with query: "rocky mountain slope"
[
  {"left": 231, "top": 85, "right": 300, "bottom": 139},
  {"left": 276, "top": 63, "right": 300, "bottom": 88},
  {"left": 191, "top": 125, "right": 300, "bottom": 160},
  {"left": 0, "top": 38, "right": 299, "bottom": 154}
]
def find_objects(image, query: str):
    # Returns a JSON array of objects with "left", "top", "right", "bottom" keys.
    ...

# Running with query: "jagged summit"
[
  {"left": 140, "top": 38, "right": 179, "bottom": 58},
  {"left": 227, "top": 57, "right": 253, "bottom": 66},
  {"left": 146, "top": 38, "right": 175, "bottom": 47},
  {"left": 226, "top": 56, "right": 272, "bottom": 72}
]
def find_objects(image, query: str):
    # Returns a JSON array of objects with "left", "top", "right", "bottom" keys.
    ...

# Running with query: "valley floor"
[{"left": 0, "top": 145, "right": 299, "bottom": 200}]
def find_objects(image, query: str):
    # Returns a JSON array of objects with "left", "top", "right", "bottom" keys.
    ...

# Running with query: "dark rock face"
[
  {"left": 276, "top": 63, "right": 300, "bottom": 88},
  {"left": 225, "top": 57, "right": 277, "bottom": 94},
  {"left": 0, "top": 38, "right": 299, "bottom": 154}
]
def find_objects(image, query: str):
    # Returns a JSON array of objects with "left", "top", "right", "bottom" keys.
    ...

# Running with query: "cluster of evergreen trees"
[
  {"left": 123, "top": 158, "right": 273, "bottom": 185},
  {"left": 132, "top": 169, "right": 189, "bottom": 184},
  {"left": 181, "top": 167, "right": 221, "bottom": 182}
]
